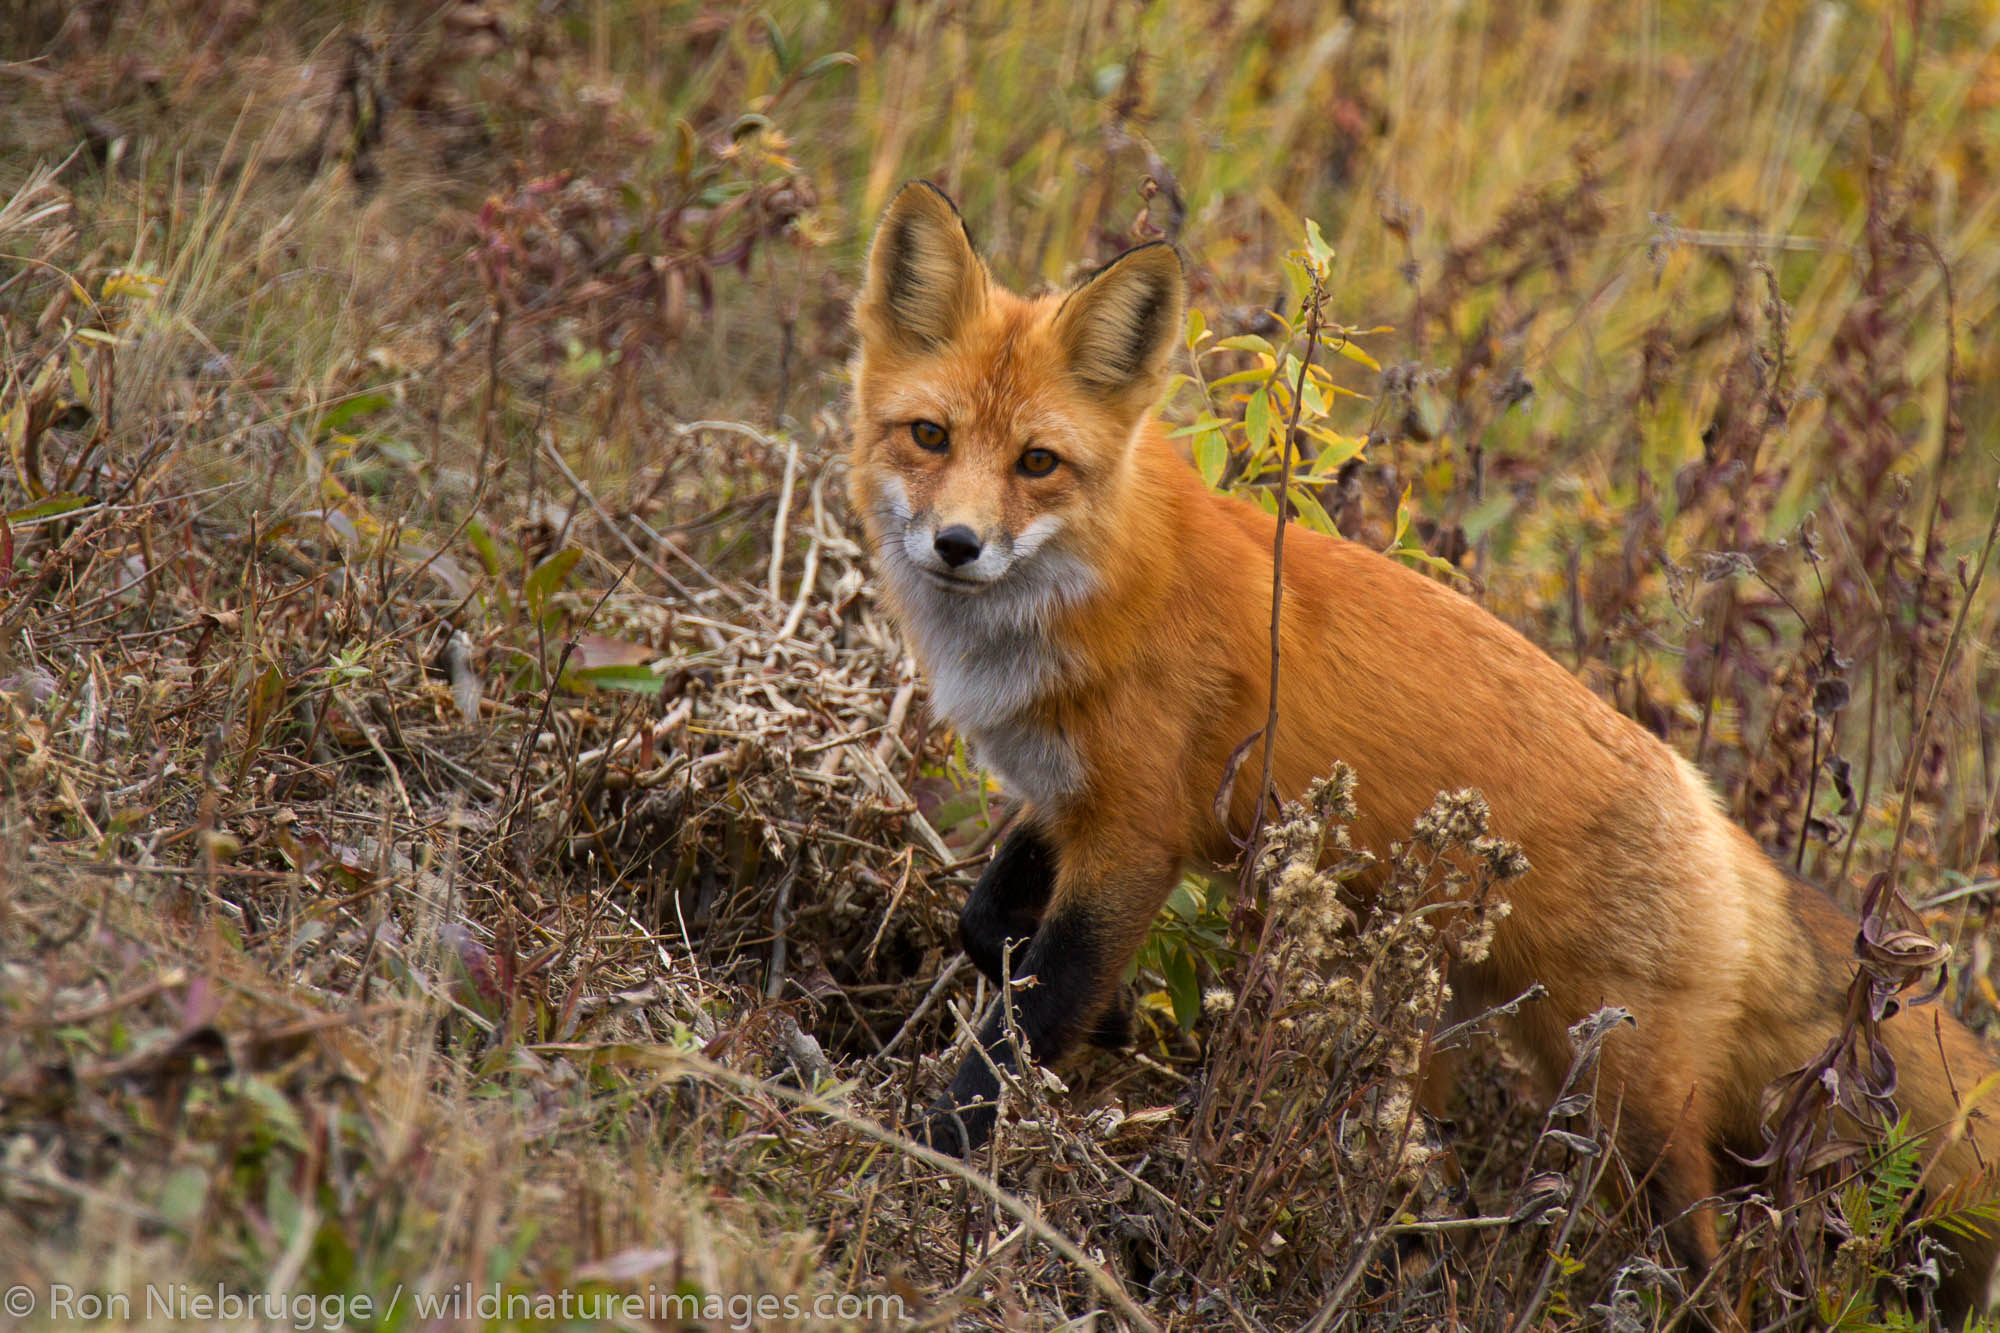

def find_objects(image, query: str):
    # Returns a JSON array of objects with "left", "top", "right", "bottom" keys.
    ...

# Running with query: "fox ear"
[
  {"left": 858, "top": 181, "right": 987, "bottom": 352},
  {"left": 1053, "top": 242, "right": 1184, "bottom": 404}
]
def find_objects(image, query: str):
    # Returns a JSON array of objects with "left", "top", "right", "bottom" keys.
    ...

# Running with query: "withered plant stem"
[
  {"left": 1883, "top": 474, "right": 2000, "bottom": 903},
  {"left": 501, "top": 563, "right": 633, "bottom": 854},
  {"left": 1236, "top": 282, "right": 1327, "bottom": 913},
  {"left": 478, "top": 304, "right": 504, "bottom": 481}
]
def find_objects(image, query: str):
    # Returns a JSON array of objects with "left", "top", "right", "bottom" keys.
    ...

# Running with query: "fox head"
[{"left": 849, "top": 181, "right": 1184, "bottom": 619}]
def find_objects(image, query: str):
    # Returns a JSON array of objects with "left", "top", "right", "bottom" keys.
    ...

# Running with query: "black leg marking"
[
  {"left": 923, "top": 903, "right": 1109, "bottom": 1156},
  {"left": 958, "top": 825, "right": 1056, "bottom": 987}
]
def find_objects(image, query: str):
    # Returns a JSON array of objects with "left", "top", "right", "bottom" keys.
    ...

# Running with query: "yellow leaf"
[
  {"left": 1209, "top": 364, "right": 1276, "bottom": 389},
  {"left": 1303, "top": 217, "right": 1334, "bottom": 271},
  {"left": 1185, "top": 306, "right": 1208, "bottom": 349},
  {"left": 1288, "top": 485, "right": 1341, "bottom": 536},
  {"left": 1328, "top": 338, "right": 1380, "bottom": 372},
  {"left": 1215, "top": 333, "right": 1275, "bottom": 357},
  {"left": 100, "top": 270, "right": 165, "bottom": 302}
]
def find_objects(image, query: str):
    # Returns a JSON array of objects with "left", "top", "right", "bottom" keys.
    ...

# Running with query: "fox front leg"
[
  {"left": 958, "top": 824, "right": 1056, "bottom": 987},
  {"left": 957, "top": 825, "right": 1133, "bottom": 1057},
  {"left": 922, "top": 835, "right": 1177, "bottom": 1156},
  {"left": 921, "top": 898, "right": 1120, "bottom": 1156}
]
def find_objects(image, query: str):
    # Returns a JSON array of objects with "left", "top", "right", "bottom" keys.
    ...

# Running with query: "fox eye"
[
  {"left": 910, "top": 420, "right": 949, "bottom": 452},
  {"left": 1018, "top": 447, "right": 1059, "bottom": 477}
]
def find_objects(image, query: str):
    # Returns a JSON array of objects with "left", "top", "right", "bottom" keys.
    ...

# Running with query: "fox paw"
[{"left": 918, "top": 1098, "right": 995, "bottom": 1158}]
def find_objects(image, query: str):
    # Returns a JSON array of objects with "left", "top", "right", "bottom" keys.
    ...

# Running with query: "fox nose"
[{"left": 933, "top": 525, "right": 982, "bottom": 568}]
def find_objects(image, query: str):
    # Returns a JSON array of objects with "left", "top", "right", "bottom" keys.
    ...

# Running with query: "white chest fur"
[
  {"left": 876, "top": 578, "right": 1089, "bottom": 809},
  {"left": 901, "top": 598, "right": 1086, "bottom": 807},
  {"left": 968, "top": 719, "right": 1082, "bottom": 807}
]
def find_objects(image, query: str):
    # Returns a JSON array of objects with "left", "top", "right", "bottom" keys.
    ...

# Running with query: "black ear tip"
[
  {"left": 915, "top": 179, "right": 962, "bottom": 213},
  {"left": 880, "top": 180, "right": 976, "bottom": 253},
  {"left": 891, "top": 178, "right": 964, "bottom": 217},
  {"left": 1075, "top": 239, "right": 1186, "bottom": 292}
]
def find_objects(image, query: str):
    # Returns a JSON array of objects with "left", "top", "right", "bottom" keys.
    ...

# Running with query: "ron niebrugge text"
[{"left": 26, "top": 1284, "right": 368, "bottom": 1329}]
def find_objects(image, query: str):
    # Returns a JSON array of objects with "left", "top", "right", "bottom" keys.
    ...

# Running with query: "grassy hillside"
[{"left": 4, "top": 2, "right": 2000, "bottom": 1328}]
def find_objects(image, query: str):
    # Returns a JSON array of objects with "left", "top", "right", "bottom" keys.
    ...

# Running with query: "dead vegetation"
[{"left": 4, "top": 2, "right": 2000, "bottom": 1329}]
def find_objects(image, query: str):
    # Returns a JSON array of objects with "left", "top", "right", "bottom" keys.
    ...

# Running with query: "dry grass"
[{"left": 4, "top": 2, "right": 2000, "bottom": 1329}]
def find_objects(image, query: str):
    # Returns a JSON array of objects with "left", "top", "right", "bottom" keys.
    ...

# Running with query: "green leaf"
[
  {"left": 1184, "top": 305, "right": 1208, "bottom": 350},
  {"left": 1300, "top": 375, "right": 1326, "bottom": 419},
  {"left": 1393, "top": 547, "right": 1464, "bottom": 579},
  {"left": 1194, "top": 426, "right": 1227, "bottom": 487},
  {"left": 315, "top": 392, "right": 392, "bottom": 437},
  {"left": 525, "top": 547, "right": 582, "bottom": 621},
  {"left": 68, "top": 342, "right": 91, "bottom": 402},
  {"left": 1461, "top": 493, "right": 1518, "bottom": 543},
  {"left": 465, "top": 517, "right": 503, "bottom": 576},
  {"left": 1304, "top": 217, "right": 1334, "bottom": 271},
  {"left": 1168, "top": 413, "right": 1228, "bottom": 439},
  {"left": 562, "top": 338, "right": 605, "bottom": 378},
  {"left": 1163, "top": 948, "right": 1201, "bottom": 1029},
  {"left": 1288, "top": 485, "right": 1341, "bottom": 536},
  {"left": 569, "top": 664, "right": 665, "bottom": 695},
  {"left": 757, "top": 14, "right": 797, "bottom": 74},
  {"left": 5, "top": 493, "right": 91, "bottom": 524},
  {"left": 1244, "top": 387, "right": 1272, "bottom": 449},
  {"left": 158, "top": 1165, "right": 210, "bottom": 1229},
  {"left": 1281, "top": 256, "right": 1312, "bottom": 310},
  {"left": 1214, "top": 333, "right": 1275, "bottom": 356},
  {"left": 1304, "top": 428, "right": 1366, "bottom": 475},
  {"left": 793, "top": 51, "right": 859, "bottom": 83},
  {"left": 266, "top": 1171, "right": 303, "bottom": 1239},
  {"left": 373, "top": 434, "right": 422, "bottom": 466}
]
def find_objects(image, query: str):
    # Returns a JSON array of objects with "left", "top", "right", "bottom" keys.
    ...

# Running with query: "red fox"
[{"left": 848, "top": 180, "right": 1998, "bottom": 1313}]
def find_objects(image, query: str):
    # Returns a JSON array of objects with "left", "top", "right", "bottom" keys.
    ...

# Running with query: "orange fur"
[{"left": 850, "top": 181, "right": 1998, "bottom": 1314}]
